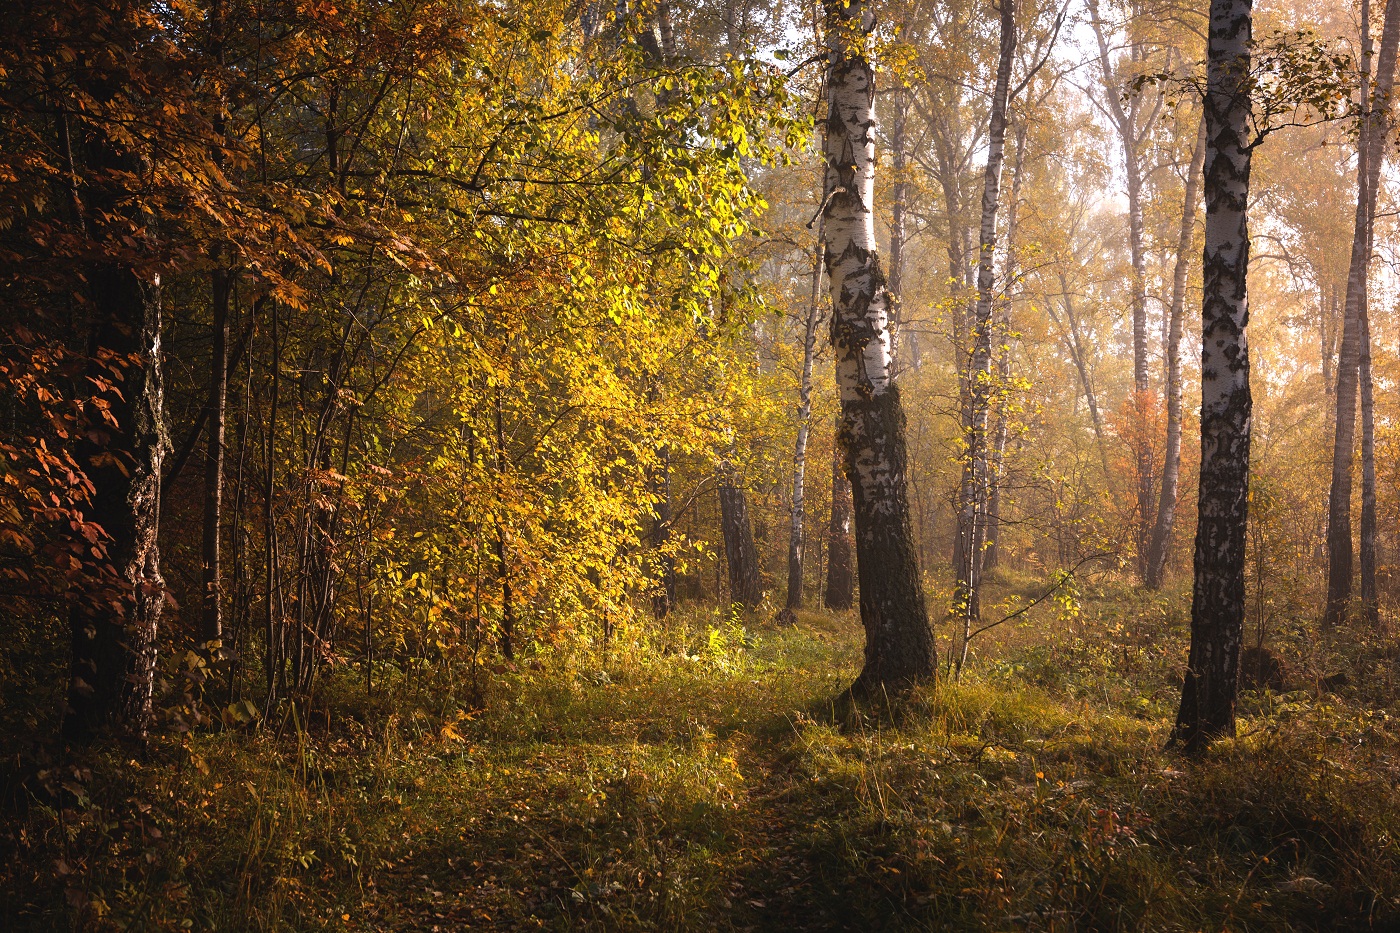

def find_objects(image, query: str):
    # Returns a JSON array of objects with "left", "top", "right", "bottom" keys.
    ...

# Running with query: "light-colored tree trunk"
[
  {"left": 1324, "top": 0, "right": 1400, "bottom": 625},
  {"left": 1047, "top": 278, "right": 1110, "bottom": 477},
  {"left": 1089, "top": 0, "right": 1164, "bottom": 579},
  {"left": 650, "top": 443, "right": 676, "bottom": 618},
  {"left": 888, "top": 86, "right": 914, "bottom": 368},
  {"left": 955, "top": 0, "right": 1017, "bottom": 672},
  {"left": 787, "top": 232, "right": 825, "bottom": 612},
  {"left": 202, "top": 268, "right": 230, "bottom": 648},
  {"left": 985, "top": 119, "right": 1029, "bottom": 575},
  {"left": 1170, "top": 0, "right": 1254, "bottom": 754},
  {"left": 823, "top": 0, "right": 934, "bottom": 691},
  {"left": 1145, "top": 112, "right": 1207, "bottom": 589}
]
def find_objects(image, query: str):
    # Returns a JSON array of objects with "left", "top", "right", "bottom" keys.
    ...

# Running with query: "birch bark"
[
  {"left": 787, "top": 233, "right": 825, "bottom": 612},
  {"left": 202, "top": 268, "right": 230, "bottom": 647},
  {"left": 823, "top": 0, "right": 934, "bottom": 690},
  {"left": 63, "top": 80, "right": 167, "bottom": 740},
  {"left": 955, "top": 0, "right": 1016, "bottom": 665},
  {"left": 985, "top": 119, "right": 1029, "bottom": 574},
  {"left": 1170, "top": 0, "right": 1254, "bottom": 753},
  {"left": 65, "top": 264, "right": 166, "bottom": 741}
]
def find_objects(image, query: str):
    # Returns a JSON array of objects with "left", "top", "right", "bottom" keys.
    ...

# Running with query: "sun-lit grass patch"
[{"left": 4, "top": 592, "right": 1400, "bottom": 930}]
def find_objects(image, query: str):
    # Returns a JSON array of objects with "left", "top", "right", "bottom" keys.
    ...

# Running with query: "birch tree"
[
  {"left": 1087, "top": 0, "right": 1167, "bottom": 579},
  {"left": 954, "top": 0, "right": 1016, "bottom": 663},
  {"left": 1144, "top": 112, "right": 1207, "bottom": 589},
  {"left": 822, "top": 0, "right": 935, "bottom": 691},
  {"left": 1170, "top": 0, "right": 1254, "bottom": 753}
]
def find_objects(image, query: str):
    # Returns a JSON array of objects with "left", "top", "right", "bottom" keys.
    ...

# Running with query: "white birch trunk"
[
  {"left": 1171, "top": 0, "right": 1254, "bottom": 753},
  {"left": 823, "top": 0, "right": 933, "bottom": 691}
]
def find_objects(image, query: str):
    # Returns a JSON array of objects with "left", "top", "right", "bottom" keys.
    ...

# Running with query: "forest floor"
[{"left": 5, "top": 576, "right": 1400, "bottom": 931}]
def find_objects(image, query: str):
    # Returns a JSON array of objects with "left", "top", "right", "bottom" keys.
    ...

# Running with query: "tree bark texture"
[
  {"left": 1324, "top": 0, "right": 1400, "bottom": 625},
  {"left": 1145, "top": 113, "right": 1207, "bottom": 589},
  {"left": 62, "top": 80, "right": 168, "bottom": 741},
  {"left": 787, "top": 235, "right": 825, "bottom": 611},
  {"left": 823, "top": 0, "right": 934, "bottom": 691},
  {"left": 955, "top": 0, "right": 1015, "bottom": 656},
  {"left": 65, "top": 267, "right": 166, "bottom": 741},
  {"left": 1170, "top": 0, "right": 1253, "bottom": 754},
  {"left": 719, "top": 464, "right": 762, "bottom": 610},
  {"left": 1360, "top": 311, "right": 1378, "bottom": 624},
  {"left": 823, "top": 431, "right": 855, "bottom": 611}
]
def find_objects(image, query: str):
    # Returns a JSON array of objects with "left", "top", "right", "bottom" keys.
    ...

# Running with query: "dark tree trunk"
[
  {"left": 1324, "top": 0, "right": 1400, "bottom": 625},
  {"left": 64, "top": 266, "right": 166, "bottom": 742},
  {"left": 62, "top": 82, "right": 167, "bottom": 741},
  {"left": 494, "top": 392, "right": 515, "bottom": 659},
  {"left": 201, "top": 267, "right": 231, "bottom": 648},
  {"left": 823, "top": 433, "right": 855, "bottom": 611},
  {"left": 719, "top": 464, "right": 762, "bottom": 610},
  {"left": 824, "top": 0, "right": 934, "bottom": 692},
  {"left": 1145, "top": 113, "right": 1207, "bottom": 589},
  {"left": 650, "top": 445, "right": 677, "bottom": 618},
  {"left": 1170, "top": 0, "right": 1254, "bottom": 754},
  {"left": 1361, "top": 311, "right": 1378, "bottom": 624}
]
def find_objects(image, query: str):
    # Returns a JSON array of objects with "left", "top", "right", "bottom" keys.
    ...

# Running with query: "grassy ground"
[{"left": 4, "top": 578, "right": 1400, "bottom": 931}]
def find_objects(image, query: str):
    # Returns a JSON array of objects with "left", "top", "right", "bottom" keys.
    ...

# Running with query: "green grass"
[{"left": 4, "top": 590, "right": 1400, "bottom": 931}]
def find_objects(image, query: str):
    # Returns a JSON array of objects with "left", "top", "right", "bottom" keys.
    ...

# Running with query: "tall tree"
[
  {"left": 1088, "top": 0, "right": 1165, "bottom": 578},
  {"left": 1145, "top": 112, "right": 1207, "bottom": 589},
  {"left": 983, "top": 118, "right": 1029, "bottom": 574},
  {"left": 1323, "top": 0, "right": 1400, "bottom": 625},
  {"left": 822, "top": 0, "right": 935, "bottom": 691},
  {"left": 1169, "top": 0, "right": 1254, "bottom": 754},
  {"left": 786, "top": 233, "right": 825, "bottom": 614},
  {"left": 954, "top": 0, "right": 1017, "bottom": 662}
]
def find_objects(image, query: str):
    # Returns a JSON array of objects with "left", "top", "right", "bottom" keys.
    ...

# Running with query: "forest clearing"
[{"left": 2, "top": 0, "right": 1399, "bottom": 927}]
